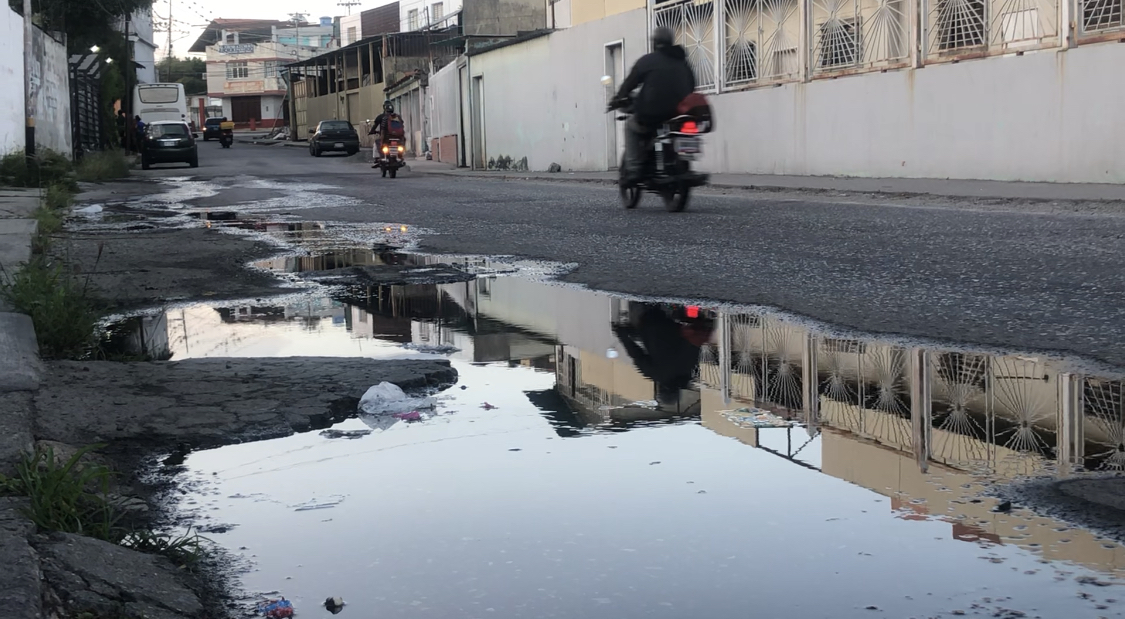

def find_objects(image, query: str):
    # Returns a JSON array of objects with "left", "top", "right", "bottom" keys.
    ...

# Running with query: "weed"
[
  {"left": 45, "top": 182, "right": 74, "bottom": 211},
  {"left": 76, "top": 150, "right": 131, "bottom": 183},
  {"left": 0, "top": 446, "right": 211, "bottom": 568},
  {"left": 0, "top": 445, "right": 120, "bottom": 539},
  {"left": 33, "top": 204, "right": 64, "bottom": 236},
  {"left": 121, "top": 528, "right": 207, "bottom": 565},
  {"left": 0, "top": 257, "right": 101, "bottom": 359},
  {"left": 0, "top": 149, "right": 77, "bottom": 191}
]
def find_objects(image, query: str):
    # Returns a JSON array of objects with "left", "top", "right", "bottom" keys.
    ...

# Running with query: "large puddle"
[{"left": 108, "top": 248, "right": 1125, "bottom": 618}]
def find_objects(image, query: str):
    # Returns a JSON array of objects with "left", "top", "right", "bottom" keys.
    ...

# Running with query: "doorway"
[
  {"left": 471, "top": 75, "right": 485, "bottom": 170},
  {"left": 604, "top": 42, "right": 625, "bottom": 170}
]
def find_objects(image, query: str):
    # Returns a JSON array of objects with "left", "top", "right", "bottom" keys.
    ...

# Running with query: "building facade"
[
  {"left": 400, "top": 0, "right": 461, "bottom": 31},
  {"left": 126, "top": 7, "right": 158, "bottom": 84},
  {"left": 205, "top": 36, "right": 321, "bottom": 127},
  {"left": 417, "top": 0, "right": 1125, "bottom": 182}
]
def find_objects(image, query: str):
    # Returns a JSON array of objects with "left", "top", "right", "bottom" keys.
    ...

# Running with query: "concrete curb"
[
  {"left": 0, "top": 313, "right": 41, "bottom": 392},
  {"left": 411, "top": 168, "right": 1125, "bottom": 203}
]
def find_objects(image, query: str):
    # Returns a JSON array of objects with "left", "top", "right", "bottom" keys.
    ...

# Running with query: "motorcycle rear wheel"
[{"left": 662, "top": 186, "right": 690, "bottom": 212}]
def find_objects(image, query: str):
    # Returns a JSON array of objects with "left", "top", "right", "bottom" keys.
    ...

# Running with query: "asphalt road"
[{"left": 138, "top": 141, "right": 1125, "bottom": 370}]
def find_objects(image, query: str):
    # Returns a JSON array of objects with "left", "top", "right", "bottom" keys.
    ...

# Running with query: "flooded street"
[{"left": 104, "top": 245, "right": 1125, "bottom": 618}]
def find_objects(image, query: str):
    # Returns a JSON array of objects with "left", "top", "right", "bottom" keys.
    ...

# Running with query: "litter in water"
[
  {"left": 720, "top": 407, "right": 795, "bottom": 429},
  {"left": 257, "top": 598, "right": 294, "bottom": 618},
  {"left": 325, "top": 596, "right": 346, "bottom": 614},
  {"left": 358, "top": 382, "right": 435, "bottom": 416}
]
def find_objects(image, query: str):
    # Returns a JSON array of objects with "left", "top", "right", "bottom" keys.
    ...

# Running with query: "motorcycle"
[
  {"left": 218, "top": 121, "right": 234, "bottom": 149},
  {"left": 604, "top": 78, "right": 712, "bottom": 212},
  {"left": 366, "top": 118, "right": 407, "bottom": 179}
]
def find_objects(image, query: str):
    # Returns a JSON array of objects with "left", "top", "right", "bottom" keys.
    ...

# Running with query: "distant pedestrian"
[
  {"left": 116, "top": 110, "right": 127, "bottom": 149},
  {"left": 134, "top": 116, "right": 145, "bottom": 152}
]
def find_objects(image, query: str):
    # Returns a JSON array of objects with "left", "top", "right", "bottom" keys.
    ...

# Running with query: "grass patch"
[
  {"left": 76, "top": 150, "right": 131, "bottom": 183},
  {"left": 45, "top": 182, "right": 74, "bottom": 211},
  {"left": 0, "top": 149, "right": 78, "bottom": 191},
  {"left": 0, "top": 254, "right": 101, "bottom": 359},
  {"left": 0, "top": 445, "right": 120, "bottom": 540},
  {"left": 0, "top": 445, "right": 208, "bottom": 567}
]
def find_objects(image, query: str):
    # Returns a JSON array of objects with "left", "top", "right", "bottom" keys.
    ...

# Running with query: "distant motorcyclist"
[
  {"left": 369, "top": 100, "right": 395, "bottom": 167},
  {"left": 610, "top": 27, "right": 696, "bottom": 187}
]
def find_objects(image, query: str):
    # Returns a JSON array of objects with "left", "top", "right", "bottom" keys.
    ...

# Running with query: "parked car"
[
  {"left": 202, "top": 117, "right": 227, "bottom": 141},
  {"left": 141, "top": 121, "right": 199, "bottom": 170},
  {"left": 309, "top": 120, "right": 360, "bottom": 157}
]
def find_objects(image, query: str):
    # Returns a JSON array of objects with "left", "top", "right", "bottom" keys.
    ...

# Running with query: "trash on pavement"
[
  {"left": 75, "top": 204, "right": 104, "bottom": 216},
  {"left": 257, "top": 598, "right": 294, "bottom": 618},
  {"left": 481, "top": 402, "right": 498, "bottom": 410},
  {"left": 392, "top": 411, "right": 423, "bottom": 422},
  {"left": 358, "top": 382, "right": 435, "bottom": 416},
  {"left": 325, "top": 597, "right": 346, "bottom": 614}
]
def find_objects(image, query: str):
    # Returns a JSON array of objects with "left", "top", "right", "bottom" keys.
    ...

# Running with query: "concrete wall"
[
  {"left": 463, "top": 0, "right": 547, "bottom": 35},
  {"left": 569, "top": 0, "right": 642, "bottom": 26},
  {"left": 703, "top": 43, "right": 1125, "bottom": 183},
  {"left": 0, "top": 8, "right": 23, "bottom": 155},
  {"left": 340, "top": 14, "right": 363, "bottom": 45},
  {"left": 31, "top": 30, "right": 72, "bottom": 156},
  {"left": 466, "top": 8, "right": 647, "bottom": 170},
  {"left": 429, "top": 60, "right": 461, "bottom": 162}
]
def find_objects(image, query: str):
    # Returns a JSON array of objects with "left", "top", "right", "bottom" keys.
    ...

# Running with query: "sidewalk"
[{"left": 409, "top": 160, "right": 1125, "bottom": 203}]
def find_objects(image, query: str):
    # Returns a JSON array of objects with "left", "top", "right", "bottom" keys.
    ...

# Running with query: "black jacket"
[{"left": 615, "top": 45, "right": 696, "bottom": 128}]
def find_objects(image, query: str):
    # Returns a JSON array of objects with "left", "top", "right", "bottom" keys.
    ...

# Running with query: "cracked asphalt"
[{"left": 138, "top": 143, "right": 1125, "bottom": 370}]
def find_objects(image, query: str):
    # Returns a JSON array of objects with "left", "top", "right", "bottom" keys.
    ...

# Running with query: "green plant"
[
  {"left": 0, "top": 256, "right": 100, "bottom": 359},
  {"left": 0, "top": 446, "right": 211, "bottom": 568},
  {"left": 76, "top": 150, "right": 131, "bottom": 183},
  {"left": 0, "top": 445, "right": 120, "bottom": 539},
  {"left": 45, "top": 182, "right": 74, "bottom": 211},
  {"left": 0, "top": 149, "right": 77, "bottom": 190},
  {"left": 121, "top": 528, "right": 207, "bottom": 566}
]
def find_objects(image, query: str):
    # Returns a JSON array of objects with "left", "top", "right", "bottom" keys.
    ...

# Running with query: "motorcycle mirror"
[{"left": 600, "top": 75, "right": 613, "bottom": 86}]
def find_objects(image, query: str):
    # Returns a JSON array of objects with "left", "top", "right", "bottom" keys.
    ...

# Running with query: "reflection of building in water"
[{"left": 695, "top": 311, "right": 1125, "bottom": 477}]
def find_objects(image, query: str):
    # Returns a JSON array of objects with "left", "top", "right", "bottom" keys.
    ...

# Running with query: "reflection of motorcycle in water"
[{"left": 612, "top": 303, "right": 715, "bottom": 408}]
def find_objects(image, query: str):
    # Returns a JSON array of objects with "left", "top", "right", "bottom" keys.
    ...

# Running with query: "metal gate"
[{"left": 69, "top": 52, "right": 104, "bottom": 158}]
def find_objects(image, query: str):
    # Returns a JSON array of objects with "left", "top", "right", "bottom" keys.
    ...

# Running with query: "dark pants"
[{"left": 623, "top": 117, "right": 654, "bottom": 185}]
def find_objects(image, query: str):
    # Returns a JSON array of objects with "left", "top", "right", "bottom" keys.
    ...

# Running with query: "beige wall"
[{"left": 570, "top": 0, "right": 644, "bottom": 27}]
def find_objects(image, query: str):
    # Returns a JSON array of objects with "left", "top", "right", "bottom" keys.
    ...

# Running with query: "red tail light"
[
  {"left": 686, "top": 306, "right": 700, "bottom": 318},
  {"left": 680, "top": 121, "right": 698, "bottom": 134}
]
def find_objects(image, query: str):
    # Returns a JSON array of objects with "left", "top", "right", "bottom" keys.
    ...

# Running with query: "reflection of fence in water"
[{"left": 1084, "top": 378, "right": 1125, "bottom": 470}]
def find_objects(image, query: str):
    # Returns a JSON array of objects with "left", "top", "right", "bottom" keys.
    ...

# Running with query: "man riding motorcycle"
[
  {"left": 611, "top": 27, "right": 696, "bottom": 187},
  {"left": 369, "top": 100, "right": 395, "bottom": 168}
]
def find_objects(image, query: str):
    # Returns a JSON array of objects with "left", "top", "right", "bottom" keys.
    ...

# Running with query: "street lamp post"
[{"left": 23, "top": 0, "right": 35, "bottom": 169}]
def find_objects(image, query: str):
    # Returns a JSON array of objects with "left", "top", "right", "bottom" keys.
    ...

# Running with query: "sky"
[{"left": 156, "top": 0, "right": 396, "bottom": 57}]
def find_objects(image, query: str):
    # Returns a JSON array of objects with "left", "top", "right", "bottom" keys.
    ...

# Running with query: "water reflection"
[{"left": 108, "top": 251, "right": 1125, "bottom": 586}]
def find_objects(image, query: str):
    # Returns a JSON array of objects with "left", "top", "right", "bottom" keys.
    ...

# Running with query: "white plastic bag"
[{"left": 358, "top": 382, "right": 434, "bottom": 416}]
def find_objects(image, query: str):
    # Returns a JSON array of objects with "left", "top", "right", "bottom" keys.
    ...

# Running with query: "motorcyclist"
[
  {"left": 369, "top": 100, "right": 395, "bottom": 167},
  {"left": 612, "top": 303, "right": 714, "bottom": 408},
  {"left": 610, "top": 27, "right": 696, "bottom": 187}
]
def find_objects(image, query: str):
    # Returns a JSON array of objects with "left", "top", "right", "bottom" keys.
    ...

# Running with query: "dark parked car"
[
  {"left": 309, "top": 120, "right": 360, "bottom": 157},
  {"left": 202, "top": 117, "right": 226, "bottom": 141},
  {"left": 141, "top": 121, "right": 199, "bottom": 170}
]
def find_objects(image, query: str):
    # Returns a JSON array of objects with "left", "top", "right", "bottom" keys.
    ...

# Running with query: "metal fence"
[{"left": 650, "top": 0, "right": 1120, "bottom": 92}]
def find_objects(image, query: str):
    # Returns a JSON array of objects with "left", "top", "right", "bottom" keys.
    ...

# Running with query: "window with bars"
[
  {"left": 936, "top": 0, "right": 986, "bottom": 50},
  {"left": 408, "top": 9, "right": 420, "bottom": 30},
  {"left": 226, "top": 62, "right": 249, "bottom": 79},
  {"left": 347, "top": 26, "right": 357, "bottom": 44},
  {"left": 432, "top": 2, "right": 444, "bottom": 22},
  {"left": 727, "top": 42, "right": 758, "bottom": 83},
  {"left": 264, "top": 61, "right": 280, "bottom": 78},
  {"left": 1082, "top": 0, "right": 1123, "bottom": 31},
  {"left": 818, "top": 18, "right": 860, "bottom": 67}
]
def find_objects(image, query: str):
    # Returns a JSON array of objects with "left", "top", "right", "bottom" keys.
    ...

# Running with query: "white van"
[{"left": 133, "top": 83, "right": 189, "bottom": 125}]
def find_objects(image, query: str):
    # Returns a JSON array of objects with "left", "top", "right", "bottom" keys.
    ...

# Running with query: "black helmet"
[
  {"left": 652, "top": 27, "right": 675, "bottom": 49},
  {"left": 383, "top": 100, "right": 394, "bottom": 113}
]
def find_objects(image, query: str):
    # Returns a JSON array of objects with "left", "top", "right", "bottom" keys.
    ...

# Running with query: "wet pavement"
[
  {"left": 100, "top": 246, "right": 1125, "bottom": 619},
  {"left": 64, "top": 173, "right": 1125, "bottom": 618}
]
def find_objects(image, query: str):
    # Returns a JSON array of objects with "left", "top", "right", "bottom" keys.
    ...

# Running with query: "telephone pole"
[
  {"left": 338, "top": 1, "right": 360, "bottom": 15},
  {"left": 288, "top": 12, "right": 308, "bottom": 48},
  {"left": 23, "top": 0, "right": 35, "bottom": 166},
  {"left": 166, "top": 0, "right": 174, "bottom": 61}
]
